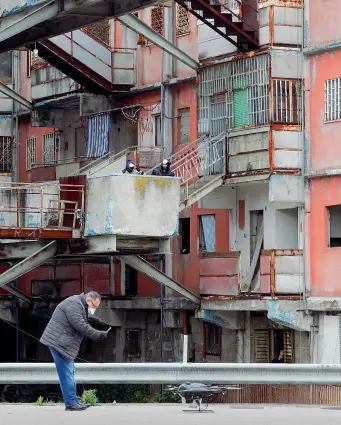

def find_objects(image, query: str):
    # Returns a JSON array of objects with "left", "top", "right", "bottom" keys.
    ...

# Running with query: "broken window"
[
  {"left": 43, "top": 132, "right": 56, "bottom": 165},
  {"left": 325, "top": 78, "right": 341, "bottom": 122},
  {"left": 0, "top": 137, "right": 12, "bottom": 173},
  {"left": 204, "top": 322, "right": 221, "bottom": 357},
  {"left": 126, "top": 330, "right": 140, "bottom": 357},
  {"left": 179, "top": 217, "right": 190, "bottom": 254},
  {"left": 254, "top": 329, "right": 294, "bottom": 363},
  {"left": 327, "top": 205, "right": 341, "bottom": 248},
  {"left": 198, "top": 215, "right": 216, "bottom": 253},
  {"left": 178, "top": 107, "right": 190, "bottom": 144},
  {"left": 125, "top": 264, "right": 138, "bottom": 297},
  {"left": 26, "top": 137, "right": 37, "bottom": 170},
  {"left": 273, "top": 79, "right": 302, "bottom": 124},
  {"left": 75, "top": 127, "right": 86, "bottom": 157},
  {"left": 176, "top": 3, "right": 190, "bottom": 37},
  {"left": 150, "top": 5, "right": 164, "bottom": 36},
  {"left": 0, "top": 51, "right": 12, "bottom": 84}
]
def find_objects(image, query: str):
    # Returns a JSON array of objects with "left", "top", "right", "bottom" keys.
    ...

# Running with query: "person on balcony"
[
  {"left": 40, "top": 291, "right": 110, "bottom": 411},
  {"left": 152, "top": 159, "right": 175, "bottom": 177},
  {"left": 122, "top": 160, "right": 144, "bottom": 175}
]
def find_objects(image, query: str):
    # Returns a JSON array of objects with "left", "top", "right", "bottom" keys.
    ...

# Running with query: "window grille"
[
  {"left": 325, "top": 78, "right": 341, "bottom": 122},
  {"left": 176, "top": 3, "right": 190, "bottom": 37},
  {"left": 43, "top": 132, "right": 56, "bottom": 165},
  {"left": 0, "top": 136, "right": 12, "bottom": 172},
  {"left": 151, "top": 5, "right": 164, "bottom": 36},
  {"left": 273, "top": 79, "right": 302, "bottom": 124},
  {"left": 198, "top": 54, "right": 270, "bottom": 135},
  {"left": 26, "top": 137, "right": 37, "bottom": 170},
  {"left": 178, "top": 107, "right": 190, "bottom": 144}
]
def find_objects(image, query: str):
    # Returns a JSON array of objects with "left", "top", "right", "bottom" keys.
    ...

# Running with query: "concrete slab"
[{"left": 1, "top": 404, "right": 341, "bottom": 425}]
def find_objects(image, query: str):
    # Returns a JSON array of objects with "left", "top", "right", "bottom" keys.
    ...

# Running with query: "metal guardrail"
[{"left": 1, "top": 363, "right": 341, "bottom": 385}]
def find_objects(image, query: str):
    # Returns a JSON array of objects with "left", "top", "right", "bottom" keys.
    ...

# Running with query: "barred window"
[
  {"left": 0, "top": 136, "right": 12, "bottom": 172},
  {"left": 273, "top": 79, "right": 302, "bottom": 124},
  {"left": 26, "top": 137, "right": 37, "bottom": 170},
  {"left": 176, "top": 4, "right": 190, "bottom": 37},
  {"left": 198, "top": 54, "right": 270, "bottom": 135},
  {"left": 150, "top": 5, "right": 164, "bottom": 36},
  {"left": 325, "top": 78, "right": 341, "bottom": 122},
  {"left": 43, "top": 132, "right": 56, "bottom": 165}
]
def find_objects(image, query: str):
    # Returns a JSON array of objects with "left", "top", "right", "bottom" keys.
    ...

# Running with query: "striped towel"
[{"left": 86, "top": 113, "right": 111, "bottom": 158}]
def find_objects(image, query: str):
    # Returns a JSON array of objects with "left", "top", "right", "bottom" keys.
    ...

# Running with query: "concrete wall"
[
  {"left": 315, "top": 314, "right": 340, "bottom": 364},
  {"left": 199, "top": 181, "right": 303, "bottom": 290},
  {"left": 310, "top": 177, "right": 341, "bottom": 296},
  {"left": 31, "top": 67, "right": 80, "bottom": 100},
  {"left": 259, "top": 6, "right": 303, "bottom": 47},
  {"left": 85, "top": 174, "right": 180, "bottom": 238}
]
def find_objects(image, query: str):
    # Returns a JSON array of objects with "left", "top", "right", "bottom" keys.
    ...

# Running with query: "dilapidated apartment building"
[{"left": 0, "top": 0, "right": 340, "bottom": 395}]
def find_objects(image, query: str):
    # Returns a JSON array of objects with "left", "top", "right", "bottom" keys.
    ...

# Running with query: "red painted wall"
[
  {"left": 309, "top": 0, "right": 341, "bottom": 48},
  {"left": 173, "top": 205, "right": 230, "bottom": 295},
  {"left": 18, "top": 117, "right": 56, "bottom": 183},
  {"left": 310, "top": 177, "right": 341, "bottom": 296}
]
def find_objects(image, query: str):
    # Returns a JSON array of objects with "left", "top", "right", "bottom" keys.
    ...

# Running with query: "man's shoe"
[
  {"left": 65, "top": 404, "right": 88, "bottom": 411},
  {"left": 78, "top": 403, "right": 90, "bottom": 409}
]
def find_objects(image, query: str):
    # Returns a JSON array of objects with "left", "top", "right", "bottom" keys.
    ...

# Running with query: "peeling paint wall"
[
  {"left": 85, "top": 174, "right": 180, "bottom": 237},
  {"left": 308, "top": 0, "right": 341, "bottom": 49}
]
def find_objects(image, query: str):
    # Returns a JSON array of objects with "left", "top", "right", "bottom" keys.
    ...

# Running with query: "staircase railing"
[{"left": 147, "top": 133, "right": 227, "bottom": 200}]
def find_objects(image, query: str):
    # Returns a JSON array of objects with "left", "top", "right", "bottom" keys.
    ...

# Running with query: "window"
[
  {"left": 198, "top": 54, "right": 270, "bottom": 135},
  {"left": 75, "top": 127, "right": 86, "bottom": 157},
  {"left": 273, "top": 79, "right": 302, "bottom": 124},
  {"left": 126, "top": 330, "right": 140, "bottom": 357},
  {"left": 43, "top": 132, "right": 56, "bottom": 165},
  {"left": 0, "top": 136, "right": 12, "bottom": 173},
  {"left": 199, "top": 215, "right": 216, "bottom": 253},
  {"left": 0, "top": 51, "right": 12, "bottom": 84},
  {"left": 204, "top": 323, "right": 221, "bottom": 357},
  {"left": 27, "top": 50, "right": 31, "bottom": 78},
  {"left": 325, "top": 78, "right": 341, "bottom": 122},
  {"left": 26, "top": 137, "right": 37, "bottom": 170},
  {"left": 327, "top": 205, "right": 341, "bottom": 248},
  {"left": 179, "top": 217, "right": 190, "bottom": 254},
  {"left": 254, "top": 329, "right": 294, "bottom": 363},
  {"left": 178, "top": 108, "right": 190, "bottom": 144},
  {"left": 176, "top": 3, "right": 190, "bottom": 37},
  {"left": 125, "top": 264, "right": 138, "bottom": 297},
  {"left": 154, "top": 114, "right": 163, "bottom": 147},
  {"left": 151, "top": 5, "right": 164, "bottom": 35}
]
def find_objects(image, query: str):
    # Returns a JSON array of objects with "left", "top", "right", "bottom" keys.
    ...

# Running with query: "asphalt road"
[{"left": 1, "top": 404, "right": 341, "bottom": 425}]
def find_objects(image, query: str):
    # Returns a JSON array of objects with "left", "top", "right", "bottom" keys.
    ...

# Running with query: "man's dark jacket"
[{"left": 40, "top": 293, "right": 106, "bottom": 360}]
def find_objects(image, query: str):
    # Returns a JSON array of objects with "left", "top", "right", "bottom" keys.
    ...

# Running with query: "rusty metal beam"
[
  {"left": 0, "top": 240, "right": 48, "bottom": 260},
  {"left": 120, "top": 255, "right": 200, "bottom": 304}
]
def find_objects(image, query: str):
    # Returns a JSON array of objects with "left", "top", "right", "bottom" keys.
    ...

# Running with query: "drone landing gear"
[{"left": 183, "top": 398, "right": 214, "bottom": 414}]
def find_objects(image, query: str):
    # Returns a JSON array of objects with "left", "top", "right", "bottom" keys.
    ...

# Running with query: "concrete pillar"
[
  {"left": 243, "top": 311, "right": 251, "bottom": 362},
  {"left": 314, "top": 314, "right": 340, "bottom": 364}
]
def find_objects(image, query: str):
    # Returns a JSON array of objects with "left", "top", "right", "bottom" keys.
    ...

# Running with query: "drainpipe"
[
  {"left": 161, "top": 2, "right": 174, "bottom": 157},
  {"left": 15, "top": 278, "right": 20, "bottom": 401},
  {"left": 183, "top": 311, "right": 188, "bottom": 363},
  {"left": 12, "top": 50, "right": 20, "bottom": 182}
]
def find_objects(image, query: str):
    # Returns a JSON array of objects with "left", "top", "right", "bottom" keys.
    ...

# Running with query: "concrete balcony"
[
  {"left": 260, "top": 249, "right": 304, "bottom": 295},
  {"left": 85, "top": 174, "right": 180, "bottom": 240},
  {"left": 227, "top": 126, "right": 303, "bottom": 178},
  {"left": 0, "top": 174, "right": 180, "bottom": 247},
  {"left": 199, "top": 252, "right": 240, "bottom": 297}
]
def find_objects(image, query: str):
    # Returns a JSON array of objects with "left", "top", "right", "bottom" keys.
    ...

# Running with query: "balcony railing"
[{"left": 0, "top": 181, "right": 85, "bottom": 238}]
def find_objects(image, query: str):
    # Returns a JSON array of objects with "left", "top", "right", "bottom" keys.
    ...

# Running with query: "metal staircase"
[
  {"left": 175, "top": 0, "right": 259, "bottom": 52},
  {"left": 148, "top": 133, "right": 227, "bottom": 211},
  {"left": 31, "top": 29, "right": 136, "bottom": 94}
]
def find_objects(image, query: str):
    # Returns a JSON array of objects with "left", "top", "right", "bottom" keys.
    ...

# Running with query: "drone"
[{"left": 167, "top": 382, "right": 241, "bottom": 413}]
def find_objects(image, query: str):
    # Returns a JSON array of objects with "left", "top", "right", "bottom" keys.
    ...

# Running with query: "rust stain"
[{"left": 270, "top": 250, "right": 276, "bottom": 297}]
